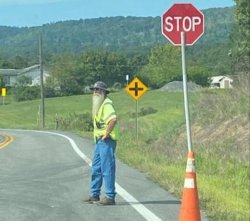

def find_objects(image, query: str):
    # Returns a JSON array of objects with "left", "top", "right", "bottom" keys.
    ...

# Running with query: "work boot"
[
  {"left": 83, "top": 196, "right": 100, "bottom": 203},
  {"left": 97, "top": 196, "right": 115, "bottom": 206}
]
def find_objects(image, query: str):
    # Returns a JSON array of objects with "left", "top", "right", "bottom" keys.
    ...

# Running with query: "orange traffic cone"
[{"left": 179, "top": 151, "right": 201, "bottom": 221}]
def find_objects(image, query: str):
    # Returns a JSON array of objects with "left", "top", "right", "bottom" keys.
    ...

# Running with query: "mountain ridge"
[{"left": 0, "top": 7, "right": 234, "bottom": 58}]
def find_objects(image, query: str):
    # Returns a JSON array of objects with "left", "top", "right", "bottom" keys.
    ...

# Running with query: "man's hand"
[
  {"left": 101, "top": 134, "right": 110, "bottom": 140},
  {"left": 101, "top": 118, "right": 117, "bottom": 140}
]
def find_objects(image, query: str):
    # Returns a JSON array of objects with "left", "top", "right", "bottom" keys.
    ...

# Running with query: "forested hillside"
[
  {"left": 0, "top": 6, "right": 239, "bottom": 97},
  {"left": 0, "top": 7, "right": 234, "bottom": 58}
]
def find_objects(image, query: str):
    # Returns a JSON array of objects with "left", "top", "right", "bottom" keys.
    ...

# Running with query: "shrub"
[
  {"left": 130, "top": 106, "right": 157, "bottom": 118},
  {"left": 13, "top": 86, "right": 40, "bottom": 101},
  {"left": 55, "top": 112, "right": 93, "bottom": 131}
]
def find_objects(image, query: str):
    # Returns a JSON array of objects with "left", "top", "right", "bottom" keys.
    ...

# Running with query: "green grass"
[
  {"left": 0, "top": 89, "right": 249, "bottom": 221},
  {"left": 0, "top": 95, "right": 92, "bottom": 129}
]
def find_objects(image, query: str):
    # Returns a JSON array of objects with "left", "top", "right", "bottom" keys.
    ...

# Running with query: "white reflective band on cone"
[
  {"left": 186, "top": 159, "right": 195, "bottom": 172},
  {"left": 184, "top": 178, "right": 195, "bottom": 188}
]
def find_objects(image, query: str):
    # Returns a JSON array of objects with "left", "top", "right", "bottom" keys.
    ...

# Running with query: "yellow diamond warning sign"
[{"left": 125, "top": 77, "right": 148, "bottom": 100}]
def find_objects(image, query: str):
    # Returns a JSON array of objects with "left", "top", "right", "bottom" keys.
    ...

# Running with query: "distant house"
[
  {"left": 209, "top": 76, "right": 233, "bottom": 89},
  {"left": 0, "top": 65, "right": 49, "bottom": 87}
]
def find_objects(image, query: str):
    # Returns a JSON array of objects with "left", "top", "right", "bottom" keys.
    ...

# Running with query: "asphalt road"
[{"left": 0, "top": 129, "right": 208, "bottom": 221}]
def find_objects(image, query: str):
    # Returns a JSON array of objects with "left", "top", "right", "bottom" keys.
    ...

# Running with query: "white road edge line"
[{"left": 3, "top": 129, "right": 162, "bottom": 221}]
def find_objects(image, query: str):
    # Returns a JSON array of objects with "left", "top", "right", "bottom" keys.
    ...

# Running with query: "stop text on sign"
[
  {"left": 164, "top": 16, "right": 202, "bottom": 32},
  {"left": 161, "top": 3, "right": 204, "bottom": 45}
]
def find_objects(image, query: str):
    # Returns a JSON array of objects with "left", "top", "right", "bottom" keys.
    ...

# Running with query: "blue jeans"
[{"left": 90, "top": 138, "right": 116, "bottom": 199}]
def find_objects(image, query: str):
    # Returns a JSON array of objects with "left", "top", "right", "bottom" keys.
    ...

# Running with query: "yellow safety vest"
[{"left": 93, "top": 97, "right": 118, "bottom": 140}]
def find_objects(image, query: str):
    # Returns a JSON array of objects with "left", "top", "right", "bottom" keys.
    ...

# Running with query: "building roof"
[
  {"left": 210, "top": 76, "right": 233, "bottom": 84},
  {"left": 0, "top": 65, "right": 40, "bottom": 77},
  {"left": 0, "top": 69, "right": 20, "bottom": 76},
  {"left": 19, "top": 65, "right": 40, "bottom": 75}
]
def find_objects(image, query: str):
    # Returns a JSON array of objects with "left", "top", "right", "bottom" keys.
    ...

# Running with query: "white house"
[
  {"left": 0, "top": 65, "right": 49, "bottom": 86},
  {"left": 209, "top": 76, "right": 233, "bottom": 89}
]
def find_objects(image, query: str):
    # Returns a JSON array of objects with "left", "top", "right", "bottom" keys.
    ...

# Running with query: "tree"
[
  {"left": 49, "top": 54, "right": 82, "bottom": 96},
  {"left": 232, "top": 0, "right": 250, "bottom": 73},
  {"left": 187, "top": 66, "right": 209, "bottom": 86},
  {"left": 12, "top": 56, "right": 29, "bottom": 69},
  {"left": 0, "top": 58, "right": 13, "bottom": 68},
  {"left": 78, "top": 50, "right": 134, "bottom": 87},
  {"left": 139, "top": 44, "right": 181, "bottom": 88},
  {"left": 0, "top": 75, "right": 5, "bottom": 87},
  {"left": 234, "top": 0, "right": 250, "bottom": 57},
  {"left": 12, "top": 76, "right": 40, "bottom": 101}
]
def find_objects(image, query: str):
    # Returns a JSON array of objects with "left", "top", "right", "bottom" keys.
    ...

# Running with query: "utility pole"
[{"left": 39, "top": 34, "right": 45, "bottom": 128}]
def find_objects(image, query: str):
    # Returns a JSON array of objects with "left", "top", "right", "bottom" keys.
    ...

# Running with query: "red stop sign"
[{"left": 162, "top": 3, "right": 204, "bottom": 45}]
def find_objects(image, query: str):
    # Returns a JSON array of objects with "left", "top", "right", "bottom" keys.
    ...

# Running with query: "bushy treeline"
[{"left": 3, "top": 40, "right": 242, "bottom": 102}]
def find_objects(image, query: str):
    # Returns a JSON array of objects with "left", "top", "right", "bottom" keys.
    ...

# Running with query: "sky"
[{"left": 0, "top": 0, "right": 235, "bottom": 27}]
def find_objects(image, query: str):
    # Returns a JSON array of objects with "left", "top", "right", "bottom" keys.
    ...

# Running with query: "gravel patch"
[{"left": 157, "top": 81, "right": 202, "bottom": 92}]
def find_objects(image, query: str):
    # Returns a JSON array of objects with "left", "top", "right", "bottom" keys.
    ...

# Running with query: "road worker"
[{"left": 84, "top": 81, "right": 118, "bottom": 205}]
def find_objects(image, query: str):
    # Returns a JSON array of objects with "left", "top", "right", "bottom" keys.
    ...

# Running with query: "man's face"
[
  {"left": 93, "top": 88, "right": 104, "bottom": 95},
  {"left": 92, "top": 88, "right": 105, "bottom": 117}
]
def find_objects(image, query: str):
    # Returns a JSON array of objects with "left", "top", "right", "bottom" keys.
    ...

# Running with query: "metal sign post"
[
  {"left": 181, "top": 32, "right": 192, "bottom": 152},
  {"left": 136, "top": 100, "right": 139, "bottom": 141},
  {"left": 125, "top": 77, "right": 148, "bottom": 142}
]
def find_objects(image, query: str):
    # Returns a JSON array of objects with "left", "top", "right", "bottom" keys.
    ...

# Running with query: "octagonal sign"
[{"left": 162, "top": 3, "right": 204, "bottom": 45}]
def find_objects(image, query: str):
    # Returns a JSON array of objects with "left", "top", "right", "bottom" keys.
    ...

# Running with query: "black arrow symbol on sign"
[{"left": 129, "top": 82, "right": 143, "bottom": 96}]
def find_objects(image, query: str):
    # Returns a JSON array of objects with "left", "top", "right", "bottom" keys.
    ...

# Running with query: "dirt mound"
[{"left": 158, "top": 81, "right": 202, "bottom": 92}]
